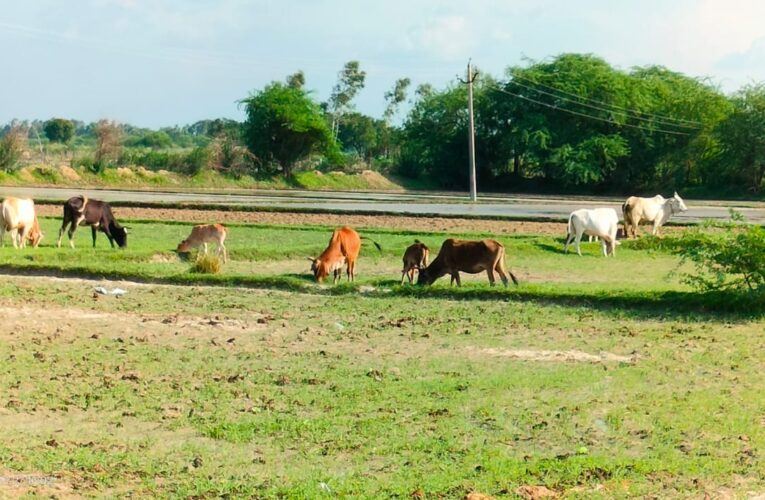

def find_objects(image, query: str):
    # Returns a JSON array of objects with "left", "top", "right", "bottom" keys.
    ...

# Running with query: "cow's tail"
[
  {"left": 1, "top": 202, "right": 12, "bottom": 232},
  {"left": 566, "top": 212, "right": 574, "bottom": 239},
  {"left": 361, "top": 235, "right": 383, "bottom": 254}
]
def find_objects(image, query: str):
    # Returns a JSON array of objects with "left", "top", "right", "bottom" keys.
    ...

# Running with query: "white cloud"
[{"left": 410, "top": 16, "right": 474, "bottom": 60}]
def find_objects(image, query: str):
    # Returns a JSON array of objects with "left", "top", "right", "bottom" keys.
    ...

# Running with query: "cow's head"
[
  {"left": 112, "top": 225, "right": 128, "bottom": 248},
  {"left": 309, "top": 257, "right": 328, "bottom": 282},
  {"left": 671, "top": 192, "right": 688, "bottom": 213},
  {"left": 177, "top": 239, "right": 192, "bottom": 253},
  {"left": 28, "top": 218, "right": 44, "bottom": 248},
  {"left": 416, "top": 265, "right": 436, "bottom": 286}
]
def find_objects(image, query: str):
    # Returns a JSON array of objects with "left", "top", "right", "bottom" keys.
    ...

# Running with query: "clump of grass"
[{"left": 190, "top": 254, "right": 222, "bottom": 274}]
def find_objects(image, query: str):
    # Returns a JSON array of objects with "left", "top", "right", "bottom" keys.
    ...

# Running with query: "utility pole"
[{"left": 463, "top": 60, "right": 478, "bottom": 202}]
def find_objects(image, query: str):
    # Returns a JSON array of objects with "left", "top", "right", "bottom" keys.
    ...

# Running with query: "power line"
[
  {"left": 510, "top": 72, "right": 703, "bottom": 126},
  {"left": 506, "top": 78, "right": 701, "bottom": 130},
  {"left": 488, "top": 84, "right": 693, "bottom": 136}
]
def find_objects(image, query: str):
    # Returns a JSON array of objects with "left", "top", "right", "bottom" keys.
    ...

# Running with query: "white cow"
[
  {"left": 622, "top": 192, "right": 688, "bottom": 238},
  {"left": 564, "top": 208, "right": 620, "bottom": 257},
  {"left": 0, "top": 197, "right": 44, "bottom": 248}
]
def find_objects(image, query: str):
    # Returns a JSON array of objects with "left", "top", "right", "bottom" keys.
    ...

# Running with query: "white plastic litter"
[{"left": 94, "top": 287, "right": 127, "bottom": 296}]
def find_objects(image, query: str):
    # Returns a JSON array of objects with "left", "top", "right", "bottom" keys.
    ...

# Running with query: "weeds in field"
[{"left": 190, "top": 253, "right": 222, "bottom": 274}]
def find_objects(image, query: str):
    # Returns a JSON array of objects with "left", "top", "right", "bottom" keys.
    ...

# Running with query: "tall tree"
[
  {"left": 383, "top": 78, "right": 411, "bottom": 123},
  {"left": 713, "top": 84, "right": 765, "bottom": 193},
  {"left": 94, "top": 120, "right": 123, "bottom": 170},
  {"left": 328, "top": 61, "right": 366, "bottom": 137},
  {"left": 286, "top": 70, "right": 306, "bottom": 89},
  {"left": 241, "top": 82, "right": 339, "bottom": 177}
]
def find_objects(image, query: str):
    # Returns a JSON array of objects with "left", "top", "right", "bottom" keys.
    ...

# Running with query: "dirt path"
[{"left": 36, "top": 205, "right": 572, "bottom": 236}]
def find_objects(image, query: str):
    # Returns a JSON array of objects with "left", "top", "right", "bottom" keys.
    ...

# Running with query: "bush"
[
  {"left": 675, "top": 214, "right": 765, "bottom": 293},
  {"left": 190, "top": 253, "right": 222, "bottom": 274},
  {"left": 0, "top": 127, "right": 27, "bottom": 172},
  {"left": 209, "top": 137, "right": 253, "bottom": 177},
  {"left": 123, "top": 148, "right": 211, "bottom": 175}
]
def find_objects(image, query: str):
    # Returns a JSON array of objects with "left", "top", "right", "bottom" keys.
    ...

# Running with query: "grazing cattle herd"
[{"left": 0, "top": 192, "right": 692, "bottom": 285}]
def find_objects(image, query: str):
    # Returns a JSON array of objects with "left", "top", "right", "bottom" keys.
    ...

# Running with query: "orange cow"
[{"left": 309, "top": 226, "right": 381, "bottom": 284}]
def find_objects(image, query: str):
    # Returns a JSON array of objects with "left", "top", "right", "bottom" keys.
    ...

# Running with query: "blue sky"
[{"left": 2, "top": 0, "right": 764, "bottom": 128}]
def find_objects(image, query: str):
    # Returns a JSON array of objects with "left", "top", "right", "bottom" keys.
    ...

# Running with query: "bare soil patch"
[
  {"left": 473, "top": 347, "right": 637, "bottom": 364},
  {"left": 36, "top": 205, "right": 569, "bottom": 235}
]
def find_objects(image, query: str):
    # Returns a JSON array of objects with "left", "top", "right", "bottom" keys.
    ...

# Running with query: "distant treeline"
[{"left": 2, "top": 53, "right": 764, "bottom": 196}]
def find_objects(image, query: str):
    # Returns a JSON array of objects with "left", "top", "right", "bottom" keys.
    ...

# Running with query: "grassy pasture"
[
  {"left": 2, "top": 217, "right": 692, "bottom": 298},
  {"left": 0, "top": 217, "right": 764, "bottom": 497}
]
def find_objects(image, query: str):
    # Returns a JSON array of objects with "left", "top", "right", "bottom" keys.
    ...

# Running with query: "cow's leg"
[
  {"left": 57, "top": 222, "right": 67, "bottom": 248},
  {"left": 575, "top": 231, "right": 583, "bottom": 256},
  {"left": 409, "top": 268, "right": 416, "bottom": 284},
  {"left": 66, "top": 222, "right": 80, "bottom": 249},
  {"left": 451, "top": 272, "right": 461, "bottom": 287},
  {"left": 91, "top": 226, "right": 99, "bottom": 248},
  {"left": 401, "top": 265, "right": 408, "bottom": 285},
  {"left": 18, "top": 225, "right": 32, "bottom": 249},
  {"left": 8, "top": 228, "right": 18, "bottom": 249},
  {"left": 486, "top": 267, "right": 496, "bottom": 286},
  {"left": 494, "top": 263, "right": 509, "bottom": 287},
  {"left": 219, "top": 241, "right": 227, "bottom": 263}
]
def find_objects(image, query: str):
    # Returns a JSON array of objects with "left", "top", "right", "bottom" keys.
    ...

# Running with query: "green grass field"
[{"left": 0, "top": 217, "right": 763, "bottom": 497}]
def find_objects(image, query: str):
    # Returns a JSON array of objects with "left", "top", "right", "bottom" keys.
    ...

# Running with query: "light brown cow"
[
  {"left": 0, "top": 197, "right": 44, "bottom": 248},
  {"left": 401, "top": 240, "right": 429, "bottom": 285},
  {"left": 417, "top": 239, "right": 519, "bottom": 287},
  {"left": 177, "top": 224, "right": 227, "bottom": 263},
  {"left": 309, "top": 226, "right": 381, "bottom": 284}
]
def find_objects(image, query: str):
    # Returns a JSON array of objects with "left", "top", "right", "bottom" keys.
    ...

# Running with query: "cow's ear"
[
  {"left": 307, "top": 257, "right": 315, "bottom": 262},
  {"left": 673, "top": 191, "right": 679, "bottom": 198}
]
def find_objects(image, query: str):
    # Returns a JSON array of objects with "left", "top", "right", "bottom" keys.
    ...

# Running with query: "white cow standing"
[
  {"left": 622, "top": 192, "right": 688, "bottom": 238},
  {"left": 564, "top": 208, "right": 620, "bottom": 257}
]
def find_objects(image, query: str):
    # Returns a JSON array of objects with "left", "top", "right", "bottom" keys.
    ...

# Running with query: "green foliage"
[
  {"left": 674, "top": 215, "right": 765, "bottom": 293},
  {"left": 383, "top": 77, "right": 411, "bottom": 123},
  {"left": 241, "top": 82, "right": 339, "bottom": 177},
  {"left": 336, "top": 112, "right": 384, "bottom": 164},
  {"left": 137, "top": 131, "right": 173, "bottom": 149},
  {"left": 711, "top": 84, "right": 765, "bottom": 193},
  {"left": 122, "top": 148, "right": 210, "bottom": 175},
  {"left": 399, "top": 85, "right": 468, "bottom": 185},
  {"left": 43, "top": 118, "right": 75, "bottom": 143}
]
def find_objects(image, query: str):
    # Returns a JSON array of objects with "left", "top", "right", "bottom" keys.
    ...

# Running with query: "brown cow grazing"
[
  {"left": 417, "top": 239, "right": 519, "bottom": 287},
  {"left": 0, "top": 197, "right": 44, "bottom": 248},
  {"left": 177, "top": 224, "right": 228, "bottom": 263},
  {"left": 309, "top": 226, "right": 381, "bottom": 284},
  {"left": 401, "top": 240, "right": 429, "bottom": 285},
  {"left": 57, "top": 196, "right": 128, "bottom": 248}
]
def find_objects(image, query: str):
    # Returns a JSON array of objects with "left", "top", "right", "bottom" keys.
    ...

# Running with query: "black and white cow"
[{"left": 57, "top": 196, "right": 128, "bottom": 248}]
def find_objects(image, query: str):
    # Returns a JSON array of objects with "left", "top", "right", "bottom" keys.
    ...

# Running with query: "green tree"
[
  {"left": 713, "top": 84, "right": 765, "bottom": 193},
  {"left": 286, "top": 70, "right": 306, "bottom": 89},
  {"left": 383, "top": 78, "right": 411, "bottom": 123},
  {"left": 138, "top": 131, "right": 173, "bottom": 149},
  {"left": 43, "top": 118, "right": 75, "bottom": 143},
  {"left": 399, "top": 85, "right": 469, "bottom": 187},
  {"left": 328, "top": 61, "right": 366, "bottom": 137},
  {"left": 241, "top": 82, "right": 339, "bottom": 177},
  {"left": 337, "top": 112, "right": 383, "bottom": 164}
]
